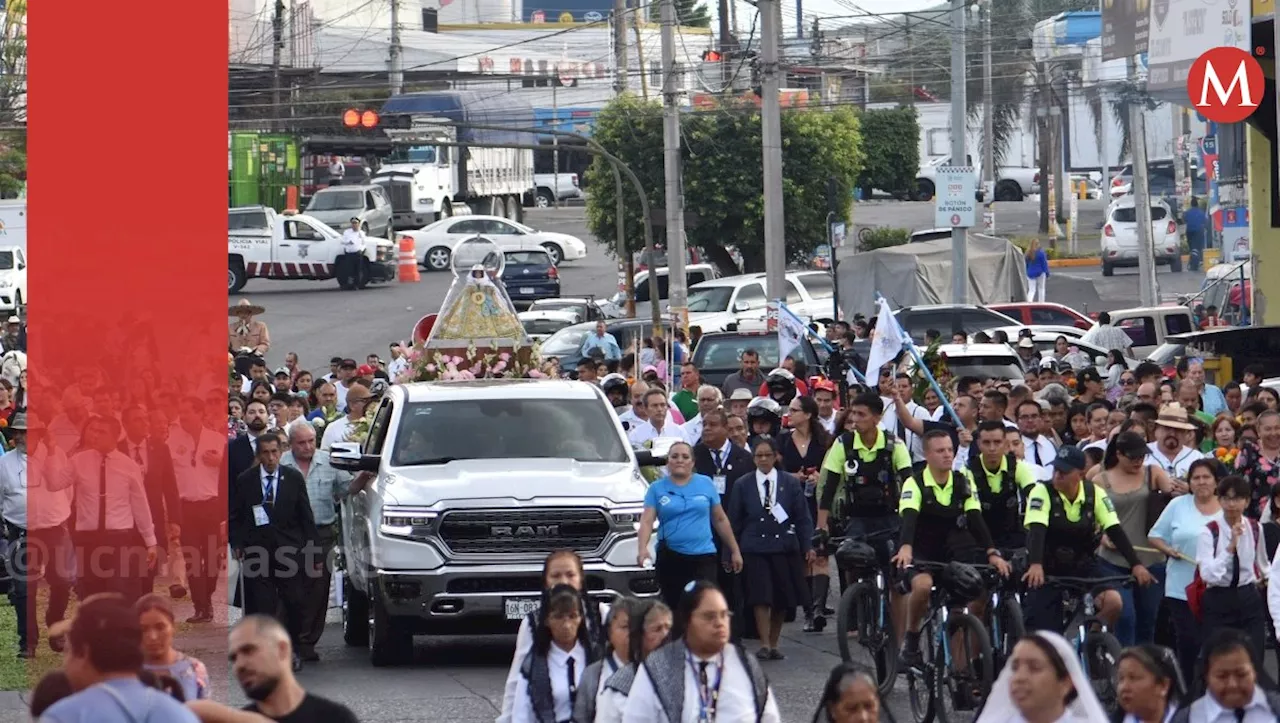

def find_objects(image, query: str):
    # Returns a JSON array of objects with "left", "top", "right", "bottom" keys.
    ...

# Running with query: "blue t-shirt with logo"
[{"left": 644, "top": 474, "right": 721, "bottom": 556}]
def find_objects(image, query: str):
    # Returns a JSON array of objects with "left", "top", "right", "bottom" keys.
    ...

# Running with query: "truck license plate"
[
  {"left": 519, "top": 287, "right": 536, "bottom": 295},
  {"left": 505, "top": 598, "right": 539, "bottom": 621}
]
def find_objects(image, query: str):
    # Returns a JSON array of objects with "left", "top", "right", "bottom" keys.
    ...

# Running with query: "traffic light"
[{"left": 341, "top": 108, "right": 380, "bottom": 129}]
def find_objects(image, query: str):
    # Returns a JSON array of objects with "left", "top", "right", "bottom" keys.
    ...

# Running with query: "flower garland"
[{"left": 400, "top": 341, "right": 545, "bottom": 383}]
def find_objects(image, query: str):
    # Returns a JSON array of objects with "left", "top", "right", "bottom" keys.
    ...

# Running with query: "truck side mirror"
[
  {"left": 330, "top": 441, "right": 380, "bottom": 473},
  {"left": 635, "top": 449, "right": 667, "bottom": 467}
]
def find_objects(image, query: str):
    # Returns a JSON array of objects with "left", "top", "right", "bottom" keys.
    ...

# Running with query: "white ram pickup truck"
[
  {"left": 331, "top": 379, "right": 662, "bottom": 666},
  {"left": 228, "top": 206, "right": 397, "bottom": 293},
  {"left": 915, "top": 155, "right": 1040, "bottom": 203}
]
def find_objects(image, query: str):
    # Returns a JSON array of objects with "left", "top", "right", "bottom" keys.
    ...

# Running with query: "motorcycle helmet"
[
  {"left": 746, "top": 396, "right": 782, "bottom": 439},
  {"left": 765, "top": 368, "right": 798, "bottom": 406},
  {"left": 940, "top": 561, "right": 985, "bottom": 601},
  {"left": 600, "top": 373, "right": 630, "bottom": 410}
]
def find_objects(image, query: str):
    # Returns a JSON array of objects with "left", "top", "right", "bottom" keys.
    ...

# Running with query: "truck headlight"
[
  {"left": 380, "top": 507, "right": 440, "bottom": 539},
  {"left": 608, "top": 505, "right": 646, "bottom": 530}
]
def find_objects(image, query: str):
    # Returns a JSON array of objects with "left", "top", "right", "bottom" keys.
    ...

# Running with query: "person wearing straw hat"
[
  {"left": 229, "top": 299, "right": 270, "bottom": 357},
  {"left": 1145, "top": 403, "right": 1206, "bottom": 482}
]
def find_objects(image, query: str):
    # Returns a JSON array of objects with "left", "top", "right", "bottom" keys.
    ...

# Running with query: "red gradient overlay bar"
[{"left": 26, "top": 0, "right": 226, "bottom": 687}]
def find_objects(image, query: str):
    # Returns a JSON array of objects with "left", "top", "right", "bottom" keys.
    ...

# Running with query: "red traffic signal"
[{"left": 342, "top": 108, "right": 380, "bottom": 128}]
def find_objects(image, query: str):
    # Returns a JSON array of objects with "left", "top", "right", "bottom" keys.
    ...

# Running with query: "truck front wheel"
[
  {"left": 995, "top": 180, "right": 1024, "bottom": 202},
  {"left": 369, "top": 585, "right": 414, "bottom": 667},
  {"left": 913, "top": 180, "right": 935, "bottom": 202},
  {"left": 229, "top": 259, "right": 247, "bottom": 293},
  {"left": 535, "top": 189, "right": 554, "bottom": 208},
  {"left": 343, "top": 576, "right": 369, "bottom": 647}
]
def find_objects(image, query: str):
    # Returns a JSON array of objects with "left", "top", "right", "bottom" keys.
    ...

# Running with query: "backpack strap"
[{"left": 733, "top": 644, "right": 770, "bottom": 722}]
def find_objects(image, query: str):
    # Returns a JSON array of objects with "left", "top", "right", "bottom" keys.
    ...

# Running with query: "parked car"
[
  {"left": 527, "top": 172, "right": 582, "bottom": 207},
  {"left": 914, "top": 155, "right": 1039, "bottom": 202},
  {"left": 985, "top": 325, "right": 1086, "bottom": 342},
  {"left": 499, "top": 245, "right": 560, "bottom": 306},
  {"left": 1108, "top": 305, "right": 1197, "bottom": 359},
  {"left": 988, "top": 302, "right": 1094, "bottom": 331},
  {"left": 909, "top": 343, "right": 1024, "bottom": 381},
  {"left": 527, "top": 297, "right": 614, "bottom": 322},
  {"left": 1108, "top": 161, "right": 1200, "bottom": 219},
  {"left": 892, "top": 305, "right": 1019, "bottom": 345},
  {"left": 686, "top": 271, "right": 838, "bottom": 333},
  {"left": 1018, "top": 333, "right": 1138, "bottom": 374},
  {"left": 404, "top": 215, "right": 588, "bottom": 270},
  {"left": 303, "top": 184, "right": 395, "bottom": 239},
  {"left": 1101, "top": 197, "right": 1183, "bottom": 276},
  {"left": 518, "top": 309, "right": 582, "bottom": 342},
  {"left": 909, "top": 228, "right": 955, "bottom": 244},
  {"left": 608, "top": 264, "right": 720, "bottom": 313},
  {"left": 0, "top": 246, "right": 28, "bottom": 313},
  {"left": 690, "top": 330, "right": 825, "bottom": 389}
]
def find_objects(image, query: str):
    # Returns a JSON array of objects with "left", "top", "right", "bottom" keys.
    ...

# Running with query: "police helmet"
[
  {"left": 834, "top": 539, "right": 878, "bottom": 575},
  {"left": 746, "top": 396, "right": 782, "bottom": 423},
  {"left": 940, "top": 561, "right": 985, "bottom": 601},
  {"left": 600, "top": 373, "right": 629, "bottom": 398}
]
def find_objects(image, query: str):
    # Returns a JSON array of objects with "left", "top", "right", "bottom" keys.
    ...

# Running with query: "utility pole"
[
  {"left": 613, "top": 0, "right": 629, "bottom": 93},
  {"left": 949, "top": 0, "right": 967, "bottom": 304},
  {"left": 553, "top": 81, "right": 561, "bottom": 209},
  {"left": 660, "top": 0, "right": 688, "bottom": 335},
  {"left": 389, "top": 0, "right": 404, "bottom": 94},
  {"left": 796, "top": 0, "right": 803, "bottom": 38},
  {"left": 906, "top": 13, "right": 915, "bottom": 106},
  {"left": 271, "top": 0, "right": 285, "bottom": 130},
  {"left": 634, "top": 10, "right": 650, "bottom": 99},
  {"left": 981, "top": 0, "right": 994, "bottom": 214},
  {"left": 1100, "top": 87, "right": 1109, "bottom": 206},
  {"left": 1036, "top": 70, "right": 1050, "bottom": 234},
  {"left": 718, "top": 0, "right": 733, "bottom": 87},
  {"left": 761, "top": 0, "right": 786, "bottom": 306},
  {"left": 1128, "top": 55, "right": 1159, "bottom": 306}
]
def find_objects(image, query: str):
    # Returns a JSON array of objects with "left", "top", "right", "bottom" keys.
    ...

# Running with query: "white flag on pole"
[
  {"left": 864, "top": 296, "right": 909, "bottom": 379},
  {"left": 777, "top": 303, "right": 807, "bottom": 363}
]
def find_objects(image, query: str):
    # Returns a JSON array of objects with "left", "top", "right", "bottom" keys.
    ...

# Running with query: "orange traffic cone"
[{"left": 398, "top": 236, "right": 420, "bottom": 283}]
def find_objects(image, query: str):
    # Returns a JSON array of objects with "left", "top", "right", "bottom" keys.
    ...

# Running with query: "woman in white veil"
[{"left": 976, "top": 631, "right": 1108, "bottom": 723}]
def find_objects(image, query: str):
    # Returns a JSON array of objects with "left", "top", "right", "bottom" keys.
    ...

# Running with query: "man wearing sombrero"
[
  {"left": 1144, "top": 402, "right": 1205, "bottom": 481},
  {"left": 229, "top": 299, "right": 270, "bottom": 357}
]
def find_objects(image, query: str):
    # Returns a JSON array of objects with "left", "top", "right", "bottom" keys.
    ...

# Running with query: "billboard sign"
[
  {"left": 1100, "top": 0, "right": 1150, "bottom": 61},
  {"left": 524, "top": 0, "right": 614, "bottom": 22}
]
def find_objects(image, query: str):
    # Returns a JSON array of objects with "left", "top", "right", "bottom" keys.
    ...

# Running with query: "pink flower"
[
  {"left": 499, "top": 352, "right": 512, "bottom": 362},
  {"left": 425, "top": 363, "right": 437, "bottom": 373},
  {"left": 451, "top": 355, "right": 465, "bottom": 365},
  {"left": 528, "top": 369, "right": 547, "bottom": 379},
  {"left": 441, "top": 369, "right": 457, "bottom": 380},
  {"left": 458, "top": 369, "right": 476, "bottom": 380},
  {"left": 493, "top": 361, "right": 507, "bottom": 372}
]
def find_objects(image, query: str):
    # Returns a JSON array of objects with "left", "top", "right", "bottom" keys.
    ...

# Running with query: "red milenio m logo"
[{"left": 1187, "top": 46, "right": 1265, "bottom": 124}]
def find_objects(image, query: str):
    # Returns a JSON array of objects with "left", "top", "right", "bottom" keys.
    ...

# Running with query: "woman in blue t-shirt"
[{"left": 637, "top": 441, "right": 744, "bottom": 609}]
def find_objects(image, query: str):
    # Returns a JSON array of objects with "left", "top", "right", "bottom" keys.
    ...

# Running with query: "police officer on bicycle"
[
  {"left": 1021, "top": 445, "right": 1155, "bottom": 634},
  {"left": 894, "top": 429, "right": 1009, "bottom": 667},
  {"left": 969, "top": 420, "right": 1039, "bottom": 551},
  {"left": 815, "top": 391, "right": 913, "bottom": 633}
]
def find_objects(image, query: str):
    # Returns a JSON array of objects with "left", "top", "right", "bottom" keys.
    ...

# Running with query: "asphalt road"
[{"left": 248, "top": 204, "right": 1206, "bottom": 375}]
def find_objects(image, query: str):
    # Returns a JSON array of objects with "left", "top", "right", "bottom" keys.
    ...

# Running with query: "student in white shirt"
[
  {"left": 498, "top": 551, "right": 608, "bottom": 723},
  {"left": 573, "top": 599, "right": 639, "bottom": 723},
  {"left": 622, "top": 581, "right": 782, "bottom": 723},
  {"left": 595, "top": 601, "right": 673, "bottom": 723},
  {"left": 1172, "top": 628, "right": 1280, "bottom": 723},
  {"left": 1196, "top": 475, "right": 1270, "bottom": 665},
  {"left": 512, "top": 585, "right": 594, "bottom": 723},
  {"left": 1114, "top": 645, "right": 1185, "bottom": 723}
]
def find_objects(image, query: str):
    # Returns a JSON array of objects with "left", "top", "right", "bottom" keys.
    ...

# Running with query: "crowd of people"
[{"left": 13, "top": 289, "right": 1280, "bottom": 721}]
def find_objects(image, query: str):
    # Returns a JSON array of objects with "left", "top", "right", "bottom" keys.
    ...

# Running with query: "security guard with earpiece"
[{"left": 968, "top": 420, "right": 1039, "bottom": 550}]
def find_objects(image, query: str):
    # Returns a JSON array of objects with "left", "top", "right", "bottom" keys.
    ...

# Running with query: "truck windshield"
[
  {"left": 387, "top": 146, "right": 438, "bottom": 163},
  {"left": 391, "top": 398, "right": 629, "bottom": 465},
  {"left": 0, "top": 252, "right": 15, "bottom": 270},
  {"left": 686, "top": 287, "right": 734, "bottom": 313},
  {"left": 696, "top": 336, "right": 805, "bottom": 369},
  {"left": 308, "top": 191, "right": 364, "bottom": 211}
]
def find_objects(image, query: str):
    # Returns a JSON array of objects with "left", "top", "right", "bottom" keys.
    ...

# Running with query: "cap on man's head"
[
  {"left": 1077, "top": 368, "right": 1103, "bottom": 385},
  {"left": 340, "top": 359, "right": 358, "bottom": 370},
  {"left": 356, "top": 364, "right": 376, "bottom": 377},
  {"left": 274, "top": 367, "right": 290, "bottom": 378},
  {"left": 1039, "top": 358, "right": 1056, "bottom": 370},
  {"left": 1051, "top": 445, "right": 1087, "bottom": 473},
  {"left": 1018, "top": 338, "right": 1034, "bottom": 349},
  {"left": 350, "top": 216, "right": 361, "bottom": 223},
  {"left": 5, "top": 315, "right": 18, "bottom": 325},
  {"left": 729, "top": 388, "right": 754, "bottom": 401}
]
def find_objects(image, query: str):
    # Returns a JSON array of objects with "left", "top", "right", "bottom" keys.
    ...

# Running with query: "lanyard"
[{"left": 687, "top": 651, "right": 724, "bottom": 723}]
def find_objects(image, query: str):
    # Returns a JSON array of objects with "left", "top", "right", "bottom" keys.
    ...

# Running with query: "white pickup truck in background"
[
  {"left": 228, "top": 206, "right": 397, "bottom": 293},
  {"left": 528, "top": 172, "right": 582, "bottom": 207},
  {"left": 915, "top": 155, "right": 1040, "bottom": 203}
]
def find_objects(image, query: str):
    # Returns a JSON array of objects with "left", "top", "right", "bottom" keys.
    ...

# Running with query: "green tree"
[
  {"left": 0, "top": 0, "right": 25, "bottom": 198},
  {"left": 648, "top": 0, "right": 711, "bottom": 28},
  {"left": 585, "top": 95, "right": 863, "bottom": 274},
  {"left": 856, "top": 106, "right": 919, "bottom": 198}
]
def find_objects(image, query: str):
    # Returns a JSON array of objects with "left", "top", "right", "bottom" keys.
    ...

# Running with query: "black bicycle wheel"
[
  {"left": 906, "top": 618, "right": 937, "bottom": 723},
  {"left": 934, "top": 613, "right": 995, "bottom": 723},
  {"left": 836, "top": 581, "right": 899, "bottom": 697},
  {"left": 1084, "top": 630, "right": 1123, "bottom": 715},
  {"left": 993, "top": 595, "right": 1026, "bottom": 671}
]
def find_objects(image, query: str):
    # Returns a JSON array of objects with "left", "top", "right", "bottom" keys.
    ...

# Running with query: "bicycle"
[
  {"left": 977, "top": 552, "right": 1027, "bottom": 671},
  {"left": 832, "top": 528, "right": 900, "bottom": 697},
  {"left": 1042, "top": 574, "right": 1132, "bottom": 715},
  {"left": 900, "top": 560, "right": 995, "bottom": 723}
]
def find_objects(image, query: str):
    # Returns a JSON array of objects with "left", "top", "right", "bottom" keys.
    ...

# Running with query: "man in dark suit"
[
  {"left": 229, "top": 431, "right": 321, "bottom": 672},
  {"left": 692, "top": 408, "right": 753, "bottom": 641},
  {"left": 227, "top": 399, "right": 270, "bottom": 491},
  {"left": 120, "top": 405, "right": 182, "bottom": 600}
]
